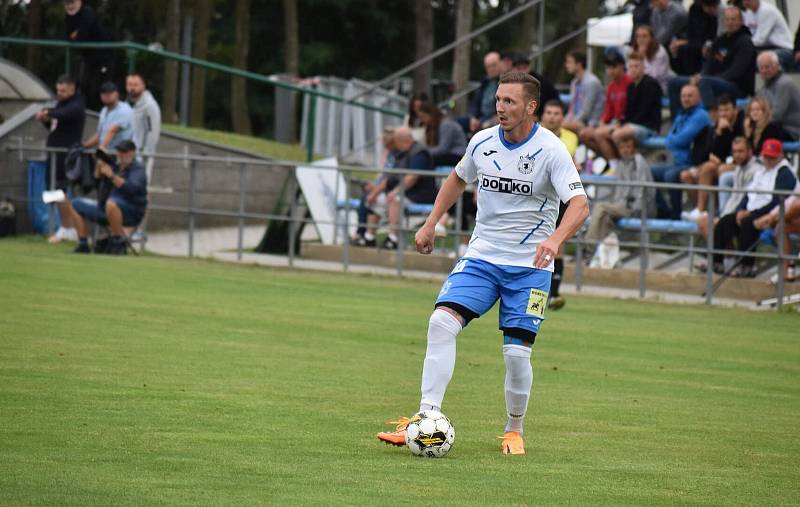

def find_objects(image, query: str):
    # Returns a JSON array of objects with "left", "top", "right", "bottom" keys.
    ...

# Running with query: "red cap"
[{"left": 761, "top": 138, "right": 783, "bottom": 158}]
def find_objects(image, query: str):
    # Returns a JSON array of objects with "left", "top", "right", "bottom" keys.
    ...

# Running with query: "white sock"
[
  {"left": 419, "top": 309, "right": 461, "bottom": 412},
  {"left": 503, "top": 344, "right": 533, "bottom": 434}
]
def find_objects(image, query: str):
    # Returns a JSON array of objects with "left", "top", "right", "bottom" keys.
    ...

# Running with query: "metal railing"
[{"left": 5, "top": 143, "right": 800, "bottom": 309}]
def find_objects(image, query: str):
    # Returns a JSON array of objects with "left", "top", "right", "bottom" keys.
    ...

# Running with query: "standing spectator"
[
  {"left": 580, "top": 52, "right": 632, "bottom": 168},
  {"left": 742, "top": 0, "right": 794, "bottom": 70},
  {"left": 742, "top": 97, "right": 791, "bottom": 155},
  {"left": 680, "top": 95, "right": 744, "bottom": 220},
  {"left": 404, "top": 92, "right": 428, "bottom": 144},
  {"left": 650, "top": 0, "right": 688, "bottom": 47},
  {"left": 82, "top": 82, "right": 134, "bottom": 153},
  {"left": 562, "top": 50, "right": 605, "bottom": 134},
  {"left": 417, "top": 102, "right": 467, "bottom": 167},
  {"left": 126, "top": 73, "right": 161, "bottom": 181},
  {"left": 63, "top": 0, "right": 113, "bottom": 111},
  {"left": 667, "top": 6, "right": 756, "bottom": 117},
  {"left": 669, "top": 0, "right": 720, "bottom": 76},
  {"left": 35, "top": 74, "right": 86, "bottom": 244},
  {"left": 654, "top": 83, "right": 711, "bottom": 219},
  {"left": 756, "top": 51, "right": 800, "bottom": 141},
  {"left": 463, "top": 52, "right": 502, "bottom": 134},
  {"left": 630, "top": 24, "right": 674, "bottom": 93},
  {"left": 713, "top": 139, "right": 796, "bottom": 277}
]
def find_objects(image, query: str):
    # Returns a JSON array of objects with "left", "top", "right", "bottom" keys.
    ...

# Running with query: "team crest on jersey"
[{"left": 518, "top": 153, "right": 535, "bottom": 174}]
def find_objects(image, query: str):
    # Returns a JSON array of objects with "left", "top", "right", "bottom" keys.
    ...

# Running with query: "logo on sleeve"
[
  {"left": 480, "top": 174, "right": 532, "bottom": 196},
  {"left": 569, "top": 182, "right": 583, "bottom": 190}
]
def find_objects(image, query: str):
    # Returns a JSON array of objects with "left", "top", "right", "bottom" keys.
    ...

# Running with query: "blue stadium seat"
[
  {"left": 581, "top": 174, "right": 617, "bottom": 184},
  {"left": 783, "top": 141, "right": 799, "bottom": 153},
  {"left": 337, "top": 198, "right": 361, "bottom": 209},
  {"left": 616, "top": 218, "right": 699, "bottom": 234}
]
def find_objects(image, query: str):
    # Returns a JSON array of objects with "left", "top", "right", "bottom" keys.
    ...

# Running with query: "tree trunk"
[
  {"left": 282, "top": 0, "right": 299, "bottom": 76},
  {"left": 412, "top": 0, "right": 434, "bottom": 97},
  {"left": 25, "top": 0, "right": 42, "bottom": 76},
  {"left": 231, "top": 0, "right": 252, "bottom": 135},
  {"left": 162, "top": 0, "right": 181, "bottom": 124},
  {"left": 189, "top": 0, "right": 212, "bottom": 128},
  {"left": 451, "top": 0, "right": 473, "bottom": 115}
]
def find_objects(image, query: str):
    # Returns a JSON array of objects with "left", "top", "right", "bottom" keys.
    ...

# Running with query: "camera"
[{"left": 95, "top": 149, "right": 116, "bottom": 166}]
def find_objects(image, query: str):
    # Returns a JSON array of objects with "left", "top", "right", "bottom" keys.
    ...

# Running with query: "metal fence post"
[
  {"left": 776, "top": 200, "right": 786, "bottom": 310},
  {"left": 396, "top": 176, "right": 405, "bottom": 276},
  {"left": 237, "top": 160, "right": 245, "bottom": 261},
  {"left": 306, "top": 93, "right": 317, "bottom": 163},
  {"left": 704, "top": 195, "right": 715, "bottom": 305},
  {"left": 64, "top": 46, "right": 71, "bottom": 75},
  {"left": 537, "top": 0, "right": 545, "bottom": 73},
  {"left": 188, "top": 159, "right": 196, "bottom": 258},
  {"left": 343, "top": 170, "right": 351, "bottom": 271},
  {"left": 639, "top": 201, "right": 647, "bottom": 298},
  {"left": 288, "top": 168, "right": 298, "bottom": 267},
  {"left": 48, "top": 151, "right": 56, "bottom": 236},
  {"left": 127, "top": 47, "right": 137, "bottom": 74},
  {"left": 575, "top": 232, "right": 583, "bottom": 292}
]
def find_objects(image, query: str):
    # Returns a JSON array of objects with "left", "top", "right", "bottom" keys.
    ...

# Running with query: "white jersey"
[{"left": 455, "top": 124, "right": 586, "bottom": 271}]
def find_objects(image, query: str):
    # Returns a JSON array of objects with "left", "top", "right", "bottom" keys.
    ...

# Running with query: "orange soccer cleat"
[
  {"left": 499, "top": 431, "right": 525, "bottom": 455},
  {"left": 377, "top": 416, "right": 415, "bottom": 446}
]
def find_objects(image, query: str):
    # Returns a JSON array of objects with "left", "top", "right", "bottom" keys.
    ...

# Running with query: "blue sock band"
[{"left": 503, "top": 336, "right": 530, "bottom": 347}]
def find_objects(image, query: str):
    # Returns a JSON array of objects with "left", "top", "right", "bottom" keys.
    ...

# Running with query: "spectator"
[
  {"left": 667, "top": 6, "right": 756, "bottom": 117},
  {"left": 712, "top": 138, "right": 796, "bottom": 277},
  {"left": 500, "top": 51, "right": 515, "bottom": 74},
  {"left": 592, "top": 53, "right": 662, "bottom": 169},
  {"left": 35, "top": 74, "right": 86, "bottom": 244},
  {"left": 70, "top": 140, "right": 147, "bottom": 255},
  {"left": 404, "top": 92, "right": 428, "bottom": 144},
  {"left": 680, "top": 95, "right": 744, "bottom": 219},
  {"left": 669, "top": 0, "right": 720, "bottom": 76},
  {"left": 756, "top": 51, "right": 800, "bottom": 141},
  {"left": 463, "top": 52, "right": 502, "bottom": 134},
  {"left": 742, "top": 0, "right": 794, "bottom": 70},
  {"left": 654, "top": 83, "right": 711, "bottom": 219},
  {"left": 82, "top": 81, "right": 134, "bottom": 153},
  {"left": 126, "top": 73, "right": 161, "bottom": 181},
  {"left": 562, "top": 50, "right": 605, "bottom": 134},
  {"left": 541, "top": 100, "right": 578, "bottom": 161},
  {"left": 580, "top": 51, "right": 632, "bottom": 169},
  {"left": 630, "top": 0, "right": 653, "bottom": 43},
  {"left": 417, "top": 102, "right": 467, "bottom": 167},
  {"left": 754, "top": 188, "right": 800, "bottom": 283},
  {"left": 630, "top": 24, "right": 674, "bottom": 93},
  {"left": 63, "top": 0, "right": 113, "bottom": 111},
  {"left": 511, "top": 54, "right": 560, "bottom": 119},
  {"left": 584, "top": 135, "right": 656, "bottom": 254},
  {"left": 650, "top": 0, "right": 688, "bottom": 47},
  {"left": 383, "top": 127, "right": 437, "bottom": 250},
  {"left": 742, "top": 97, "right": 791, "bottom": 155},
  {"left": 351, "top": 128, "right": 397, "bottom": 247}
]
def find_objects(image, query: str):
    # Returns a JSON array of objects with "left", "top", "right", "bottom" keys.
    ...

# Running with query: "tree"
[
  {"left": 189, "top": 0, "right": 212, "bottom": 128},
  {"left": 25, "top": 0, "right": 42, "bottom": 76},
  {"left": 451, "top": 0, "right": 472, "bottom": 115},
  {"left": 231, "top": 0, "right": 252, "bottom": 134},
  {"left": 412, "top": 0, "right": 434, "bottom": 96},
  {"left": 282, "top": 0, "right": 298, "bottom": 76},
  {"left": 162, "top": 0, "right": 181, "bottom": 124}
]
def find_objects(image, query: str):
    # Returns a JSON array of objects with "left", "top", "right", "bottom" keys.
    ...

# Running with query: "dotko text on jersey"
[{"left": 480, "top": 174, "right": 533, "bottom": 196}]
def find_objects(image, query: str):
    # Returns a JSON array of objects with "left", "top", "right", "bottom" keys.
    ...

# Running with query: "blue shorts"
[
  {"left": 72, "top": 196, "right": 143, "bottom": 227},
  {"left": 435, "top": 258, "right": 552, "bottom": 338}
]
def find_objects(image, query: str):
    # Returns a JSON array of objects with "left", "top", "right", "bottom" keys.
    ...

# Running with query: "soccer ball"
[{"left": 405, "top": 410, "right": 455, "bottom": 458}]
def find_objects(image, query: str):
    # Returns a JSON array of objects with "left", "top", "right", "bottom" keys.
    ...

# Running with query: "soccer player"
[{"left": 377, "top": 72, "right": 589, "bottom": 455}]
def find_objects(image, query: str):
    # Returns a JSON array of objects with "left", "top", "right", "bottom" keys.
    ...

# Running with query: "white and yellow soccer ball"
[{"left": 404, "top": 410, "right": 455, "bottom": 458}]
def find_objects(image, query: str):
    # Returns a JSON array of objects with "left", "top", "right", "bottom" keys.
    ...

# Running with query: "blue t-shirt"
[{"left": 98, "top": 101, "right": 134, "bottom": 152}]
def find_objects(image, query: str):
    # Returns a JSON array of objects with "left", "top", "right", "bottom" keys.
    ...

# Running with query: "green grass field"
[{"left": 1, "top": 238, "right": 799, "bottom": 506}]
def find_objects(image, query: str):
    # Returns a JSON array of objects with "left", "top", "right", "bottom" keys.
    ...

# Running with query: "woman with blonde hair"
[{"left": 743, "top": 97, "right": 789, "bottom": 154}]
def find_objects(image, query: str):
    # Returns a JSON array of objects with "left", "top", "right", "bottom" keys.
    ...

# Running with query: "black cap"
[
  {"left": 99, "top": 81, "right": 118, "bottom": 93},
  {"left": 604, "top": 51, "right": 626, "bottom": 67},
  {"left": 115, "top": 140, "right": 136, "bottom": 153}
]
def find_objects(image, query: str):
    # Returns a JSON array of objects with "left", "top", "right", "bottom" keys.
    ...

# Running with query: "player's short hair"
[
  {"left": 567, "top": 50, "right": 587, "bottom": 68},
  {"left": 498, "top": 71, "right": 540, "bottom": 103},
  {"left": 543, "top": 99, "right": 565, "bottom": 114},
  {"left": 56, "top": 74, "right": 75, "bottom": 86}
]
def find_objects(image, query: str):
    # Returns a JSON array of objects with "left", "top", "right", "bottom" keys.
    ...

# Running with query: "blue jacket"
[
  {"left": 110, "top": 159, "right": 148, "bottom": 212},
  {"left": 469, "top": 76, "right": 499, "bottom": 123},
  {"left": 665, "top": 104, "right": 711, "bottom": 167}
]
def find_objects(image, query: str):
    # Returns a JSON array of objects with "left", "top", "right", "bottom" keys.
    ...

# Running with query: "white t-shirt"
[
  {"left": 744, "top": 3, "right": 793, "bottom": 50},
  {"left": 455, "top": 124, "right": 586, "bottom": 271}
]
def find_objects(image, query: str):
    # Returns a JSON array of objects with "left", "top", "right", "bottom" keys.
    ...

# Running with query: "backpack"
[{"left": 0, "top": 198, "right": 17, "bottom": 237}]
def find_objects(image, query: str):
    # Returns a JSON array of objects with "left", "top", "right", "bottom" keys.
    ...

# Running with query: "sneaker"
[
  {"left": 62, "top": 227, "right": 78, "bottom": 242},
  {"left": 93, "top": 237, "right": 111, "bottom": 254},
  {"left": 548, "top": 296, "right": 566, "bottom": 311},
  {"left": 73, "top": 242, "right": 90, "bottom": 254},
  {"left": 350, "top": 235, "right": 376, "bottom": 248},
  {"left": 48, "top": 226, "right": 71, "bottom": 244},
  {"left": 109, "top": 241, "right": 128, "bottom": 256},
  {"left": 499, "top": 431, "right": 525, "bottom": 455},
  {"left": 680, "top": 208, "right": 702, "bottom": 222},
  {"left": 377, "top": 416, "right": 412, "bottom": 447},
  {"left": 382, "top": 236, "right": 399, "bottom": 250}
]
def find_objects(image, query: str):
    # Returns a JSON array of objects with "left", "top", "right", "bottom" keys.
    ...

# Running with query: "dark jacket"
[
  {"left": 681, "top": 1, "right": 718, "bottom": 49},
  {"left": 109, "top": 159, "right": 148, "bottom": 212},
  {"left": 469, "top": 76, "right": 499, "bottom": 123},
  {"left": 704, "top": 26, "right": 756, "bottom": 96},
  {"left": 623, "top": 74, "right": 662, "bottom": 132},
  {"left": 44, "top": 93, "right": 86, "bottom": 148},
  {"left": 529, "top": 70, "right": 559, "bottom": 118},
  {"left": 65, "top": 4, "right": 113, "bottom": 68},
  {"left": 747, "top": 121, "right": 792, "bottom": 154},
  {"left": 394, "top": 142, "right": 437, "bottom": 204}
]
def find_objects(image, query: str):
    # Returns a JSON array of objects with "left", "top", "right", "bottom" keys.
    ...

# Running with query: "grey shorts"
[{"left": 628, "top": 123, "right": 657, "bottom": 142}]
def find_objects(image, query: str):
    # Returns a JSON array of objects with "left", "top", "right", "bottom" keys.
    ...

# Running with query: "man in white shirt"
[
  {"left": 743, "top": 0, "right": 794, "bottom": 69},
  {"left": 376, "top": 72, "right": 589, "bottom": 455}
]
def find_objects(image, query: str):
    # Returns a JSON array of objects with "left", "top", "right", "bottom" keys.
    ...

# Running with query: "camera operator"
[{"left": 69, "top": 140, "right": 147, "bottom": 255}]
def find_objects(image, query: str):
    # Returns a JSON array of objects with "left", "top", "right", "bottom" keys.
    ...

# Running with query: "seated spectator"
[
  {"left": 404, "top": 92, "right": 428, "bottom": 143},
  {"left": 35, "top": 74, "right": 86, "bottom": 244},
  {"left": 669, "top": 0, "right": 720, "bottom": 76},
  {"left": 82, "top": 81, "right": 134, "bottom": 153},
  {"left": 580, "top": 52, "right": 632, "bottom": 166},
  {"left": 70, "top": 140, "right": 147, "bottom": 255},
  {"left": 351, "top": 128, "right": 397, "bottom": 247},
  {"left": 630, "top": 24, "right": 674, "bottom": 93},
  {"left": 754, "top": 189, "right": 800, "bottom": 283},
  {"left": 650, "top": 0, "right": 688, "bottom": 47},
  {"left": 653, "top": 83, "right": 711, "bottom": 219},
  {"left": 742, "top": 0, "right": 794, "bottom": 70},
  {"left": 541, "top": 100, "right": 578, "bottom": 161},
  {"left": 713, "top": 139, "right": 796, "bottom": 277},
  {"left": 592, "top": 53, "right": 662, "bottom": 170},
  {"left": 417, "top": 102, "right": 467, "bottom": 166},
  {"left": 562, "top": 50, "right": 605, "bottom": 134},
  {"left": 743, "top": 97, "right": 792, "bottom": 155},
  {"left": 126, "top": 73, "right": 161, "bottom": 180},
  {"left": 382, "top": 127, "right": 437, "bottom": 250},
  {"left": 756, "top": 51, "right": 800, "bottom": 141},
  {"left": 680, "top": 95, "right": 744, "bottom": 219},
  {"left": 668, "top": 6, "right": 756, "bottom": 117},
  {"left": 460, "top": 52, "right": 502, "bottom": 134},
  {"left": 584, "top": 135, "right": 656, "bottom": 255},
  {"left": 511, "top": 53, "right": 560, "bottom": 119}
]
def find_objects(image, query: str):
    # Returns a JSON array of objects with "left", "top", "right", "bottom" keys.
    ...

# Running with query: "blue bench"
[
  {"left": 558, "top": 94, "right": 748, "bottom": 111},
  {"left": 642, "top": 137, "right": 799, "bottom": 153},
  {"left": 616, "top": 218, "right": 698, "bottom": 234}
]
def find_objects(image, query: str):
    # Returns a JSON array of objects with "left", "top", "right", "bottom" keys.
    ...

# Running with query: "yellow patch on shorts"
[{"left": 526, "top": 289, "right": 548, "bottom": 318}]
